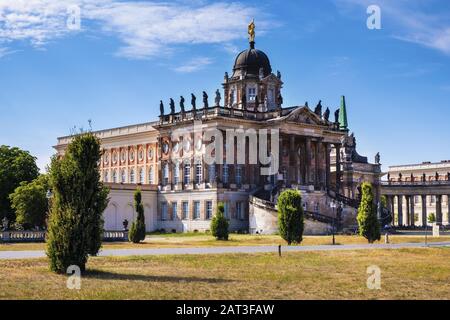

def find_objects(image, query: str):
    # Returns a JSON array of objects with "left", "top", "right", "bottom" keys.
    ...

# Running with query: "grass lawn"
[
  {"left": 0, "top": 248, "right": 449, "bottom": 299},
  {"left": 0, "top": 234, "right": 449, "bottom": 251}
]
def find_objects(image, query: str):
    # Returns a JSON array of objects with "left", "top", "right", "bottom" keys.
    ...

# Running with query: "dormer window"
[{"left": 248, "top": 86, "right": 257, "bottom": 101}]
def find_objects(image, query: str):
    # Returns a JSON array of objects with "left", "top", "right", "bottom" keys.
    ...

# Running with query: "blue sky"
[{"left": 1, "top": 0, "right": 450, "bottom": 172}]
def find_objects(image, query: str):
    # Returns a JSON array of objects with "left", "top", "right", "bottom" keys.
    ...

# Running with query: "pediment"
[
  {"left": 281, "top": 106, "right": 326, "bottom": 125},
  {"left": 261, "top": 73, "right": 282, "bottom": 84}
]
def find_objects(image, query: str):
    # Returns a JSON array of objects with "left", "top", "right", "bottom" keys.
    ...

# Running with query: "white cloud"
[
  {"left": 0, "top": 0, "right": 268, "bottom": 60},
  {"left": 0, "top": 46, "right": 16, "bottom": 57},
  {"left": 173, "top": 57, "right": 213, "bottom": 73},
  {"left": 334, "top": 0, "right": 450, "bottom": 56}
]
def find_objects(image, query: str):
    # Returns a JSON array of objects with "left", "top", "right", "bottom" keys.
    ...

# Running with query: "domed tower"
[{"left": 223, "top": 20, "right": 283, "bottom": 112}]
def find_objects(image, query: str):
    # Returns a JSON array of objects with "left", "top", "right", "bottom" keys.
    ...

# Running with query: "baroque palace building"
[
  {"left": 55, "top": 25, "right": 382, "bottom": 234},
  {"left": 381, "top": 161, "right": 450, "bottom": 227}
]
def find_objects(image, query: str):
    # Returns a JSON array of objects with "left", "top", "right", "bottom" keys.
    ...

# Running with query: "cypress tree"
[
  {"left": 357, "top": 182, "right": 381, "bottom": 243},
  {"left": 211, "top": 202, "right": 229, "bottom": 240},
  {"left": 46, "top": 132, "right": 109, "bottom": 273},
  {"left": 129, "top": 188, "right": 146, "bottom": 243},
  {"left": 277, "top": 189, "right": 304, "bottom": 245}
]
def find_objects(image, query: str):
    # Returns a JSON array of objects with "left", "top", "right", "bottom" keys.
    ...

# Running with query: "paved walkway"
[{"left": 1, "top": 241, "right": 450, "bottom": 260}]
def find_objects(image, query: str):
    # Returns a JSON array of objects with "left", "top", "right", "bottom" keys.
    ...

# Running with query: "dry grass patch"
[{"left": 0, "top": 248, "right": 449, "bottom": 300}]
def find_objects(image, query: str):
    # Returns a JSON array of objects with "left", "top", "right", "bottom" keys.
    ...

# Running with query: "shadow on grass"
[{"left": 84, "top": 269, "right": 233, "bottom": 284}]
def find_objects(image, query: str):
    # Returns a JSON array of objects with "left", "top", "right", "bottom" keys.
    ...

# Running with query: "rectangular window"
[
  {"left": 223, "top": 165, "right": 229, "bottom": 184},
  {"left": 206, "top": 201, "right": 213, "bottom": 220},
  {"left": 236, "top": 202, "right": 243, "bottom": 220},
  {"left": 431, "top": 195, "right": 436, "bottom": 204},
  {"left": 208, "top": 165, "right": 216, "bottom": 183},
  {"left": 235, "top": 166, "right": 242, "bottom": 185},
  {"left": 194, "top": 201, "right": 200, "bottom": 220},
  {"left": 224, "top": 202, "right": 229, "bottom": 219},
  {"left": 172, "top": 202, "right": 178, "bottom": 220},
  {"left": 248, "top": 87, "right": 256, "bottom": 101},
  {"left": 173, "top": 164, "right": 179, "bottom": 184},
  {"left": 195, "top": 162, "right": 202, "bottom": 184},
  {"left": 161, "top": 202, "right": 168, "bottom": 221},
  {"left": 182, "top": 201, "right": 189, "bottom": 220},
  {"left": 184, "top": 164, "right": 191, "bottom": 184}
]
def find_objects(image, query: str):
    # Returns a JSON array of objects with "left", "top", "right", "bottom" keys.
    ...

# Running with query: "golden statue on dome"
[{"left": 248, "top": 19, "right": 255, "bottom": 43}]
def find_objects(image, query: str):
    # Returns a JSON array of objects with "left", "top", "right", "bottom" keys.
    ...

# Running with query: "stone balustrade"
[{"left": 0, "top": 230, "right": 129, "bottom": 243}]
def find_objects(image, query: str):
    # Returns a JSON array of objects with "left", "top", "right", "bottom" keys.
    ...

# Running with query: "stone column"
[
  {"left": 305, "top": 138, "right": 312, "bottom": 185},
  {"left": 314, "top": 141, "right": 320, "bottom": 189},
  {"left": 421, "top": 195, "right": 427, "bottom": 227},
  {"left": 405, "top": 196, "right": 411, "bottom": 226},
  {"left": 410, "top": 195, "right": 415, "bottom": 226},
  {"left": 335, "top": 144, "right": 341, "bottom": 193},
  {"left": 397, "top": 195, "right": 403, "bottom": 226},
  {"left": 446, "top": 195, "right": 450, "bottom": 226},
  {"left": 325, "top": 143, "right": 331, "bottom": 190},
  {"left": 290, "top": 135, "right": 296, "bottom": 186},
  {"left": 436, "top": 195, "right": 443, "bottom": 225}
]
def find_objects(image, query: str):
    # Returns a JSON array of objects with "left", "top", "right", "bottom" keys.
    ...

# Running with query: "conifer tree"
[
  {"left": 128, "top": 189, "right": 146, "bottom": 243},
  {"left": 211, "top": 202, "right": 229, "bottom": 240},
  {"left": 46, "top": 132, "right": 109, "bottom": 273},
  {"left": 357, "top": 182, "right": 381, "bottom": 243},
  {"left": 277, "top": 189, "right": 304, "bottom": 245}
]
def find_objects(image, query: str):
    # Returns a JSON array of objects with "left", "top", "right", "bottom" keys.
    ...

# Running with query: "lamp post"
[{"left": 329, "top": 200, "right": 337, "bottom": 245}]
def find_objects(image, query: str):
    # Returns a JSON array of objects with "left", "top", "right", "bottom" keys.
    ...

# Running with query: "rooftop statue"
[
  {"left": 277, "top": 93, "right": 283, "bottom": 106},
  {"left": 248, "top": 19, "right": 255, "bottom": 43},
  {"left": 180, "top": 96, "right": 185, "bottom": 113},
  {"left": 305, "top": 101, "right": 309, "bottom": 108},
  {"left": 314, "top": 100, "right": 322, "bottom": 116},
  {"left": 215, "top": 89, "right": 221, "bottom": 106},
  {"left": 375, "top": 152, "right": 380, "bottom": 164},
  {"left": 159, "top": 100, "right": 164, "bottom": 116},
  {"left": 323, "top": 107, "right": 330, "bottom": 122},
  {"left": 334, "top": 109, "right": 340, "bottom": 123},
  {"left": 203, "top": 91, "right": 209, "bottom": 108},
  {"left": 169, "top": 98, "right": 175, "bottom": 114},
  {"left": 277, "top": 70, "right": 281, "bottom": 79},
  {"left": 191, "top": 93, "right": 196, "bottom": 111}
]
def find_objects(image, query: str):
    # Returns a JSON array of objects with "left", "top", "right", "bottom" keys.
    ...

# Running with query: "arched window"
[
  {"left": 148, "top": 166, "right": 154, "bottom": 184},
  {"left": 163, "top": 163, "right": 169, "bottom": 185},
  {"left": 139, "top": 168, "right": 144, "bottom": 184},
  {"left": 121, "top": 169, "right": 126, "bottom": 183},
  {"left": 130, "top": 169, "right": 135, "bottom": 184}
]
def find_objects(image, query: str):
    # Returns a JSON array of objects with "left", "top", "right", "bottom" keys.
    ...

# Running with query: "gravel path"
[{"left": 1, "top": 241, "right": 449, "bottom": 260}]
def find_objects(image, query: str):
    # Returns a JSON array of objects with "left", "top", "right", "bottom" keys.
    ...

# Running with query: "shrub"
[
  {"left": 428, "top": 213, "right": 436, "bottom": 223},
  {"left": 211, "top": 202, "right": 229, "bottom": 240},
  {"left": 128, "top": 189, "right": 146, "bottom": 243},
  {"left": 0, "top": 145, "right": 39, "bottom": 224},
  {"left": 46, "top": 132, "right": 109, "bottom": 273},
  {"left": 357, "top": 182, "right": 380, "bottom": 243},
  {"left": 9, "top": 174, "right": 49, "bottom": 230},
  {"left": 277, "top": 189, "right": 304, "bottom": 245}
]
